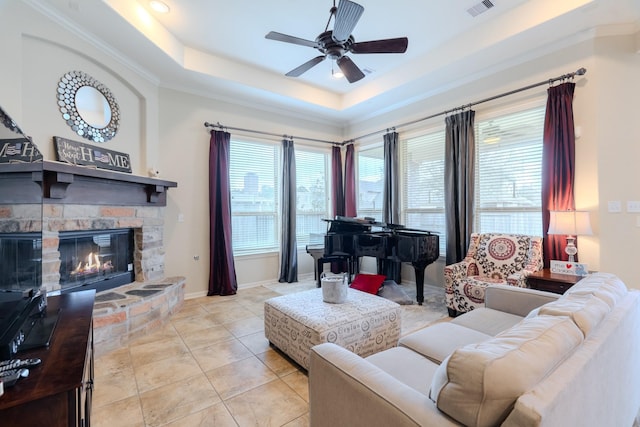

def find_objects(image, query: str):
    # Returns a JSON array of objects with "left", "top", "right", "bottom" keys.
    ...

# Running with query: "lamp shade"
[{"left": 548, "top": 210, "right": 593, "bottom": 236}]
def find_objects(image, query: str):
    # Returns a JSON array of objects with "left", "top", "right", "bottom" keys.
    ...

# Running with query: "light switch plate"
[
  {"left": 627, "top": 201, "right": 640, "bottom": 213},
  {"left": 608, "top": 200, "right": 622, "bottom": 213}
]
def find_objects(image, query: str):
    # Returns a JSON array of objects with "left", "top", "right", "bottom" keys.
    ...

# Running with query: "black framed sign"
[
  {"left": 0, "top": 138, "right": 43, "bottom": 163},
  {"left": 54, "top": 136, "right": 132, "bottom": 173}
]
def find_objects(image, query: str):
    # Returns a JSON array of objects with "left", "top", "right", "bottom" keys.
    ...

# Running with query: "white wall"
[{"left": 2, "top": 1, "right": 639, "bottom": 296}]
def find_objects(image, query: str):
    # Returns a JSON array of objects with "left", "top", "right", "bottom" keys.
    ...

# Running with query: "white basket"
[{"left": 321, "top": 273, "right": 348, "bottom": 304}]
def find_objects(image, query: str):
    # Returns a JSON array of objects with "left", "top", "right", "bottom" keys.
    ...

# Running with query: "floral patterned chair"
[{"left": 444, "top": 233, "right": 543, "bottom": 316}]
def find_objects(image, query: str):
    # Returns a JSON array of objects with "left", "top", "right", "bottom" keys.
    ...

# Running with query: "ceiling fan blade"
[
  {"left": 351, "top": 37, "right": 409, "bottom": 54},
  {"left": 332, "top": 0, "right": 364, "bottom": 43},
  {"left": 285, "top": 56, "right": 326, "bottom": 77},
  {"left": 265, "top": 31, "right": 319, "bottom": 48},
  {"left": 336, "top": 56, "right": 365, "bottom": 83}
]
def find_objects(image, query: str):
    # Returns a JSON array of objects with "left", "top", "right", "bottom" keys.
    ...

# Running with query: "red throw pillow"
[{"left": 349, "top": 273, "right": 386, "bottom": 294}]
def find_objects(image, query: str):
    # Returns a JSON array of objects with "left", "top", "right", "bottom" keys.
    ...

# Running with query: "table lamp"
[{"left": 548, "top": 210, "right": 592, "bottom": 262}]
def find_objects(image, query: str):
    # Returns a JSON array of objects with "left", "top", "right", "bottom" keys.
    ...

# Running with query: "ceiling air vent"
[{"left": 467, "top": 0, "right": 495, "bottom": 17}]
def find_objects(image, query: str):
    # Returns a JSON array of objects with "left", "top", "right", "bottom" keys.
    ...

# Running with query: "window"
[
  {"left": 229, "top": 139, "right": 279, "bottom": 254},
  {"left": 357, "top": 145, "right": 384, "bottom": 221},
  {"left": 401, "top": 130, "right": 447, "bottom": 253},
  {"left": 295, "top": 149, "right": 330, "bottom": 247},
  {"left": 474, "top": 106, "right": 545, "bottom": 236}
]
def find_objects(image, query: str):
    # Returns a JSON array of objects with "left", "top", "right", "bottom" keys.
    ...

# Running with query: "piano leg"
[{"left": 413, "top": 262, "right": 428, "bottom": 305}]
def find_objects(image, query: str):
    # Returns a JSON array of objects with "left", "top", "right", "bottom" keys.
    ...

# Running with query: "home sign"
[{"left": 54, "top": 136, "right": 131, "bottom": 173}]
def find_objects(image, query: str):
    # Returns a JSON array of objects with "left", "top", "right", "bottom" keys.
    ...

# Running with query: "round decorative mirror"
[{"left": 56, "top": 71, "right": 119, "bottom": 143}]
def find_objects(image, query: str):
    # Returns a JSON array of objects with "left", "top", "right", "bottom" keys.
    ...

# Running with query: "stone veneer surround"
[{"left": 42, "top": 203, "right": 167, "bottom": 292}]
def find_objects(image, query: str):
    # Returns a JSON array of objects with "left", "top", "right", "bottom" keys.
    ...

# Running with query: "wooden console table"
[
  {"left": 0, "top": 290, "right": 95, "bottom": 427},
  {"left": 527, "top": 268, "right": 582, "bottom": 294}
]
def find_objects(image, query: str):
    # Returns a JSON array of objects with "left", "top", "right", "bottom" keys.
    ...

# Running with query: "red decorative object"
[{"left": 350, "top": 273, "right": 386, "bottom": 294}]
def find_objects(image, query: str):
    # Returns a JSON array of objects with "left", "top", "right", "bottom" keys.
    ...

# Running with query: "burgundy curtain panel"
[
  {"left": 331, "top": 145, "right": 345, "bottom": 217},
  {"left": 542, "top": 82, "right": 577, "bottom": 267},
  {"left": 208, "top": 130, "right": 238, "bottom": 296},
  {"left": 344, "top": 143, "right": 357, "bottom": 217}
]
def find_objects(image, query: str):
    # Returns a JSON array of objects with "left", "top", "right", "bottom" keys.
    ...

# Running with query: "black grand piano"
[{"left": 307, "top": 216, "right": 439, "bottom": 305}]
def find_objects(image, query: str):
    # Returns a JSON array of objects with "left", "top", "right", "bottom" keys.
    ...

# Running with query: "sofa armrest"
[
  {"left": 484, "top": 284, "right": 560, "bottom": 317},
  {"left": 309, "top": 343, "right": 460, "bottom": 427}
]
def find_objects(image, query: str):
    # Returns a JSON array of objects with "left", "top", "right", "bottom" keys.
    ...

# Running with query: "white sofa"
[{"left": 309, "top": 272, "right": 640, "bottom": 427}]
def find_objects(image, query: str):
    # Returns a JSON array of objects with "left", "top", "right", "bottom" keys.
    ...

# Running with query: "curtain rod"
[
  {"left": 204, "top": 67, "right": 586, "bottom": 147},
  {"left": 203, "top": 121, "right": 340, "bottom": 146},
  {"left": 349, "top": 67, "right": 587, "bottom": 144}
]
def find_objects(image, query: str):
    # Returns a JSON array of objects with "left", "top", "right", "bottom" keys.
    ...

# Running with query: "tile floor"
[{"left": 92, "top": 278, "right": 448, "bottom": 427}]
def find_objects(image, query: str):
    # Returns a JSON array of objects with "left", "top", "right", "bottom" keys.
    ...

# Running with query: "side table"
[{"left": 527, "top": 268, "right": 583, "bottom": 294}]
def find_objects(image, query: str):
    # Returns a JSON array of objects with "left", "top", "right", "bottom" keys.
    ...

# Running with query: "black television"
[{"left": 0, "top": 104, "right": 48, "bottom": 358}]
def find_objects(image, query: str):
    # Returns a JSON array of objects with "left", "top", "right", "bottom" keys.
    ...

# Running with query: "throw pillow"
[{"left": 349, "top": 273, "right": 386, "bottom": 294}]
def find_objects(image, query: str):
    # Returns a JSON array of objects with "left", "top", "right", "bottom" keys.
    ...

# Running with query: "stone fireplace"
[{"left": 1, "top": 161, "right": 184, "bottom": 355}]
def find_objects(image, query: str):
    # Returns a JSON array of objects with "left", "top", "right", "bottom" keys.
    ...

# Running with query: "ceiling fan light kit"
[{"left": 265, "top": 0, "right": 408, "bottom": 83}]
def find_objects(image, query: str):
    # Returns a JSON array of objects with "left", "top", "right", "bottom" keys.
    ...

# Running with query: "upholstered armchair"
[{"left": 444, "top": 233, "right": 543, "bottom": 316}]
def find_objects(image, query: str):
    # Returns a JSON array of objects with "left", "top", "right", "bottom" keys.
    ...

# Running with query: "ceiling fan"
[{"left": 265, "top": 0, "right": 408, "bottom": 83}]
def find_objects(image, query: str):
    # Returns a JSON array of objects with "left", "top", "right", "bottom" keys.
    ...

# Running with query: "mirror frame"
[{"left": 56, "top": 70, "right": 119, "bottom": 143}]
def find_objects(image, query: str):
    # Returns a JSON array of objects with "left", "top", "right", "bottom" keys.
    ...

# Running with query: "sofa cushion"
[
  {"left": 365, "top": 346, "right": 440, "bottom": 396},
  {"left": 451, "top": 307, "right": 524, "bottom": 336},
  {"left": 565, "top": 272, "right": 627, "bottom": 308},
  {"left": 429, "top": 315, "right": 583, "bottom": 427},
  {"left": 399, "top": 322, "right": 492, "bottom": 364},
  {"left": 538, "top": 293, "right": 610, "bottom": 337}
]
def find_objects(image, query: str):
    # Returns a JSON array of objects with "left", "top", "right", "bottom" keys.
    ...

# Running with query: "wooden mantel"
[{"left": 0, "top": 161, "right": 177, "bottom": 206}]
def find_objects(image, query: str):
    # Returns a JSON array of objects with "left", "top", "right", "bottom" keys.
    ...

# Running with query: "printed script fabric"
[
  {"left": 444, "top": 110, "right": 476, "bottom": 265},
  {"left": 344, "top": 143, "right": 357, "bottom": 217},
  {"left": 208, "top": 130, "right": 237, "bottom": 296},
  {"left": 279, "top": 138, "right": 298, "bottom": 283},
  {"left": 542, "top": 82, "right": 577, "bottom": 266},
  {"left": 383, "top": 132, "right": 399, "bottom": 224},
  {"left": 331, "top": 145, "right": 345, "bottom": 217}
]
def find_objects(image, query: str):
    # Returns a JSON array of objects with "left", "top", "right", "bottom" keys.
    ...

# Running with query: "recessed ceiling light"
[{"left": 149, "top": 1, "right": 170, "bottom": 13}]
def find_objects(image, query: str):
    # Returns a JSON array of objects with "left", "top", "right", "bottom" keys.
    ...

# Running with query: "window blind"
[
  {"left": 357, "top": 145, "right": 384, "bottom": 221},
  {"left": 295, "top": 149, "right": 330, "bottom": 247},
  {"left": 401, "top": 130, "right": 447, "bottom": 253},
  {"left": 229, "top": 139, "right": 279, "bottom": 254},
  {"left": 474, "top": 106, "right": 545, "bottom": 235}
]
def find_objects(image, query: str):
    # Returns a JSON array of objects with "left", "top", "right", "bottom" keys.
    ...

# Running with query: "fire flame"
[{"left": 71, "top": 252, "right": 113, "bottom": 276}]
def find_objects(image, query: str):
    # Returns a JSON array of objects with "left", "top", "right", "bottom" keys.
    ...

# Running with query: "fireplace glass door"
[
  {"left": 0, "top": 232, "right": 42, "bottom": 293},
  {"left": 58, "top": 228, "right": 134, "bottom": 292}
]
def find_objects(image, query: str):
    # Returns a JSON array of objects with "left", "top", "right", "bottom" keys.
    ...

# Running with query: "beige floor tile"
[
  {"left": 139, "top": 374, "right": 221, "bottom": 427},
  {"left": 281, "top": 371, "right": 309, "bottom": 402},
  {"left": 92, "top": 395, "right": 145, "bottom": 427},
  {"left": 133, "top": 353, "right": 204, "bottom": 394},
  {"left": 283, "top": 413, "right": 310, "bottom": 427},
  {"left": 129, "top": 335, "right": 190, "bottom": 367},
  {"left": 129, "top": 322, "right": 181, "bottom": 346},
  {"left": 171, "top": 303, "right": 209, "bottom": 320},
  {"left": 94, "top": 346, "right": 132, "bottom": 379},
  {"left": 191, "top": 338, "right": 254, "bottom": 372},
  {"left": 255, "top": 348, "right": 298, "bottom": 377},
  {"left": 161, "top": 401, "right": 238, "bottom": 427},
  {"left": 93, "top": 364, "right": 139, "bottom": 408},
  {"left": 238, "top": 331, "right": 271, "bottom": 355},
  {"left": 206, "top": 305, "right": 256, "bottom": 325},
  {"left": 225, "top": 380, "right": 309, "bottom": 427},
  {"left": 171, "top": 313, "right": 223, "bottom": 336},
  {"left": 179, "top": 324, "right": 235, "bottom": 351},
  {"left": 224, "top": 315, "right": 264, "bottom": 338},
  {"left": 205, "top": 356, "right": 278, "bottom": 400}
]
